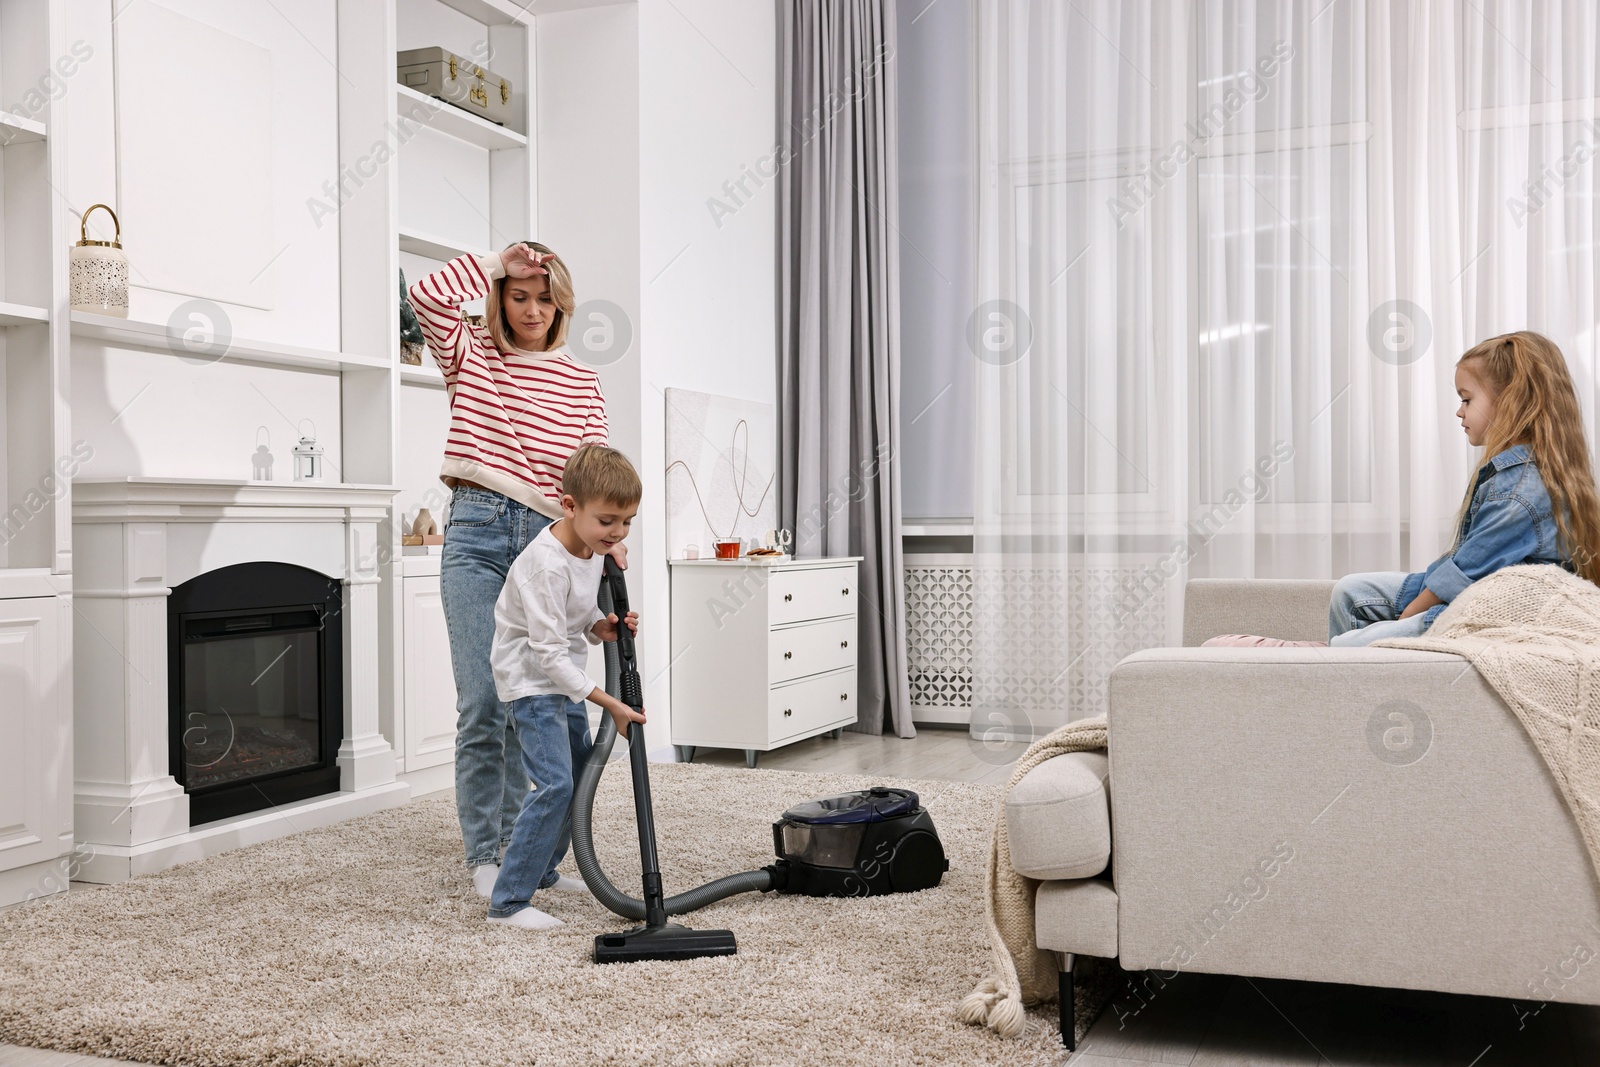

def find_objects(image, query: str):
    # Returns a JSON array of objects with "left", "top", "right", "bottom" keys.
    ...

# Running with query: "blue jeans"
[
  {"left": 440, "top": 486, "right": 554, "bottom": 868},
  {"left": 1328, "top": 571, "right": 1434, "bottom": 647},
  {"left": 490, "top": 694, "right": 593, "bottom": 917}
]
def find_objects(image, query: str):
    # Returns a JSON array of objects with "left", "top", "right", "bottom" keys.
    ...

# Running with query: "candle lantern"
[{"left": 292, "top": 423, "right": 324, "bottom": 483}]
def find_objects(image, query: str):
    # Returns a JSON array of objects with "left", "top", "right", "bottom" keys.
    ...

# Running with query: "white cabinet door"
[
  {"left": 403, "top": 576, "right": 458, "bottom": 771},
  {"left": 0, "top": 595, "right": 68, "bottom": 878}
]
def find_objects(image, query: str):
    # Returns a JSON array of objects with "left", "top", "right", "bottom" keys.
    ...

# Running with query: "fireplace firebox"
[{"left": 167, "top": 562, "right": 344, "bottom": 825}]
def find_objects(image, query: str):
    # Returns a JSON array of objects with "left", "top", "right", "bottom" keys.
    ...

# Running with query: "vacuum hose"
[{"left": 569, "top": 558, "right": 774, "bottom": 921}]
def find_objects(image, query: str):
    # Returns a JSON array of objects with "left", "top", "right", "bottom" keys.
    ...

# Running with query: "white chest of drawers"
[{"left": 668, "top": 556, "right": 862, "bottom": 767}]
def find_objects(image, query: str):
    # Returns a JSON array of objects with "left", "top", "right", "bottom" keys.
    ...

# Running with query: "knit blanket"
[
  {"left": 1374, "top": 563, "right": 1600, "bottom": 886},
  {"left": 957, "top": 714, "right": 1107, "bottom": 1038}
]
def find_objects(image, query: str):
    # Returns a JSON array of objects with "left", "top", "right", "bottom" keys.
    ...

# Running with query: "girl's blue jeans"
[
  {"left": 440, "top": 486, "right": 553, "bottom": 868},
  {"left": 490, "top": 694, "right": 593, "bottom": 917},
  {"left": 1328, "top": 571, "right": 1434, "bottom": 647}
]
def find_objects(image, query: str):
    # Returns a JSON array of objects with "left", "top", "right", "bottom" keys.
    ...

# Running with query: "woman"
[{"left": 407, "top": 241, "right": 623, "bottom": 896}]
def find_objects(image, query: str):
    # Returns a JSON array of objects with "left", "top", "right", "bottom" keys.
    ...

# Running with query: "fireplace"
[{"left": 167, "top": 562, "right": 345, "bottom": 825}]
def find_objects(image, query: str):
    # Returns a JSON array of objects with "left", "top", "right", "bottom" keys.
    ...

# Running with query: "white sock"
[
  {"left": 487, "top": 906, "right": 564, "bottom": 930},
  {"left": 471, "top": 863, "right": 499, "bottom": 899},
  {"left": 547, "top": 874, "right": 588, "bottom": 893}
]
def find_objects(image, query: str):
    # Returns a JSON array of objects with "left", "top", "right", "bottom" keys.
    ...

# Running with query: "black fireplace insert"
[{"left": 167, "top": 562, "right": 344, "bottom": 825}]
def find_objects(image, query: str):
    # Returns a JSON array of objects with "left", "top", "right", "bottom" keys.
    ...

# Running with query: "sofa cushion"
[
  {"left": 1005, "top": 750, "right": 1111, "bottom": 880},
  {"left": 1035, "top": 877, "right": 1119, "bottom": 958}
]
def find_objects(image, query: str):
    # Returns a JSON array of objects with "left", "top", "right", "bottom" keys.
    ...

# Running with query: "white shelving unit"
[
  {"left": 0, "top": 300, "right": 47, "bottom": 326},
  {"left": 70, "top": 312, "right": 393, "bottom": 373},
  {"left": 0, "top": 106, "right": 45, "bottom": 145},
  {"left": 333, "top": 0, "right": 534, "bottom": 786},
  {"left": 0, "top": 0, "right": 74, "bottom": 908},
  {"left": 398, "top": 226, "right": 495, "bottom": 263},
  {"left": 399, "top": 363, "right": 446, "bottom": 387},
  {"left": 396, "top": 84, "right": 526, "bottom": 149}
]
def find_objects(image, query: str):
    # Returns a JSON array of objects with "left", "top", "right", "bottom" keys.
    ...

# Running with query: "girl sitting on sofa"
[
  {"left": 1328, "top": 331, "right": 1600, "bottom": 646},
  {"left": 1210, "top": 331, "right": 1600, "bottom": 648}
]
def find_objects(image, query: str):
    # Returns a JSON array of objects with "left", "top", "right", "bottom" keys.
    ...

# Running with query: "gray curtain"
[{"left": 777, "top": 0, "right": 913, "bottom": 738}]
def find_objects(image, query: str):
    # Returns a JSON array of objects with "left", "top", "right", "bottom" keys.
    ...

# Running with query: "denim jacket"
[{"left": 1397, "top": 444, "right": 1568, "bottom": 626}]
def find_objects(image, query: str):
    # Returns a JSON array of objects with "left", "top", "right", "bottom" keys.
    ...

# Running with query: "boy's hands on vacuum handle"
[
  {"left": 592, "top": 610, "right": 640, "bottom": 642},
  {"left": 589, "top": 689, "right": 646, "bottom": 736}
]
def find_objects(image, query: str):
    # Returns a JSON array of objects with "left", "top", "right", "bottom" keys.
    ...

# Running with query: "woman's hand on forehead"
[{"left": 503, "top": 243, "right": 555, "bottom": 279}]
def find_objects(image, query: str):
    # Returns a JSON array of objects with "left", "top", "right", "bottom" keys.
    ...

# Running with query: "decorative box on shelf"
[
  {"left": 397, "top": 47, "right": 514, "bottom": 127},
  {"left": 668, "top": 556, "right": 862, "bottom": 768}
]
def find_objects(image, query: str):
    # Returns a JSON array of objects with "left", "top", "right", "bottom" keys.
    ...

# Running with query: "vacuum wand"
[
  {"left": 602, "top": 555, "right": 667, "bottom": 930},
  {"left": 591, "top": 555, "right": 738, "bottom": 963}
]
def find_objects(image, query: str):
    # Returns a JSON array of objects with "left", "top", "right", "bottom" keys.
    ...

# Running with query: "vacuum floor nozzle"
[{"left": 593, "top": 922, "right": 738, "bottom": 964}]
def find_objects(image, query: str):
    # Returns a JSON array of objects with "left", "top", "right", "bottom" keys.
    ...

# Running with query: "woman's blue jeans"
[
  {"left": 440, "top": 486, "right": 553, "bottom": 868},
  {"left": 1328, "top": 571, "right": 1434, "bottom": 648}
]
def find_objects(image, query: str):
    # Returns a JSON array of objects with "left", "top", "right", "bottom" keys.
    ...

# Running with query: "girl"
[
  {"left": 407, "top": 241, "right": 622, "bottom": 898},
  {"left": 1329, "top": 330, "right": 1600, "bottom": 647}
]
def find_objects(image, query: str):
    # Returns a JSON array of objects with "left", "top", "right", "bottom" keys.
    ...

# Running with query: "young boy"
[{"left": 486, "top": 443, "right": 646, "bottom": 929}]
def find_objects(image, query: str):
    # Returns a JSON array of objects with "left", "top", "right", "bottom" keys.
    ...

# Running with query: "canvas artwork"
[{"left": 664, "top": 388, "right": 778, "bottom": 559}]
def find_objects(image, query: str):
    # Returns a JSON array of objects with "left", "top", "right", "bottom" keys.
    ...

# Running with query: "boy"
[{"left": 486, "top": 443, "right": 646, "bottom": 929}]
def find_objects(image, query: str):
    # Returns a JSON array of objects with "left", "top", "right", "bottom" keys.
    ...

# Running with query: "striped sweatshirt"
[{"left": 407, "top": 253, "right": 608, "bottom": 520}]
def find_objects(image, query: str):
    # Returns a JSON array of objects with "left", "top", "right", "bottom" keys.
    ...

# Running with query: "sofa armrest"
[
  {"left": 1181, "top": 578, "right": 1336, "bottom": 646},
  {"left": 1103, "top": 646, "right": 1600, "bottom": 1003}
]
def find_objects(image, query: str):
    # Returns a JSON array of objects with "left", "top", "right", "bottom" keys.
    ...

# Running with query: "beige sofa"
[{"left": 1007, "top": 578, "right": 1600, "bottom": 1048}]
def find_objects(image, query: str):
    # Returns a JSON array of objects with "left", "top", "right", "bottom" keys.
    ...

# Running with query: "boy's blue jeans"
[
  {"left": 1328, "top": 571, "right": 1434, "bottom": 647},
  {"left": 440, "top": 487, "right": 553, "bottom": 868},
  {"left": 490, "top": 694, "right": 593, "bottom": 918}
]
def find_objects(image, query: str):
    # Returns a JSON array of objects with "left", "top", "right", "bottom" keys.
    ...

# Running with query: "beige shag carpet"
[{"left": 0, "top": 762, "right": 1112, "bottom": 1066}]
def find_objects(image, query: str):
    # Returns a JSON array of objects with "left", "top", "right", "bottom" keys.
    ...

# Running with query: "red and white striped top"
[{"left": 407, "top": 253, "right": 608, "bottom": 519}]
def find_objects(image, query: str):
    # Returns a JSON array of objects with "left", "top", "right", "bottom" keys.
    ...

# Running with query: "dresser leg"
[
  {"left": 675, "top": 745, "right": 695, "bottom": 764},
  {"left": 829, "top": 728, "right": 843, "bottom": 739},
  {"left": 744, "top": 749, "right": 758, "bottom": 769}
]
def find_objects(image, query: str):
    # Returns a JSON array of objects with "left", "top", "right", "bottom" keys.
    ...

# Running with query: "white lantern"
[
  {"left": 292, "top": 425, "right": 324, "bottom": 483},
  {"left": 70, "top": 203, "right": 130, "bottom": 317}
]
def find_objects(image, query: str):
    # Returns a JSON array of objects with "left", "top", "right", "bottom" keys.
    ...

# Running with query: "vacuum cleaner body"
[{"left": 770, "top": 786, "right": 949, "bottom": 898}]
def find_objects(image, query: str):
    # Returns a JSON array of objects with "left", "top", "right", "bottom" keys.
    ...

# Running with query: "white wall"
[
  {"left": 64, "top": 0, "right": 345, "bottom": 483},
  {"left": 535, "top": 2, "right": 641, "bottom": 465},
  {"left": 636, "top": 0, "right": 777, "bottom": 753},
  {"left": 533, "top": 0, "right": 776, "bottom": 754}
]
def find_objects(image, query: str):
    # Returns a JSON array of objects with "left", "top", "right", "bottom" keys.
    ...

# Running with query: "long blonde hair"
[
  {"left": 1453, "top": 331, "right": 1600, "bottom": 583},
  {"left": 485, "top": 240, "right": 574, "bottom": 353}
]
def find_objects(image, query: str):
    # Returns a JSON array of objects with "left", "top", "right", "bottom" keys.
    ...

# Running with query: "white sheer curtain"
[{"left": 970, "top": 0, "right": 1600, "bottom": 737}]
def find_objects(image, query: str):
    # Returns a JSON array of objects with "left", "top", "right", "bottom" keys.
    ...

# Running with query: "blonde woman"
[
  {"left": 408, "top": 241, "right": 623, "bottom": 896},
  {"left": 1329, "top": 331, "right": 1600, "bottom": 646}
]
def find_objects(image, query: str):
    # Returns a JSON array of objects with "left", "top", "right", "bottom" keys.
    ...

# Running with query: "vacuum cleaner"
[{"left": 573, "top": 556, "right": 950, "bottom": 964}]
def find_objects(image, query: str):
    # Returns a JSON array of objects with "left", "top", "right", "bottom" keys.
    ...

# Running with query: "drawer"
[
  {"left": 768, "top": 617, "right": 856, "bottom": 684},
  {"left": 770, "top": 566, "right": 856, "bottom": 626},
  {"left": 769, "top": 669, "right": 856, "bottom": 742}
]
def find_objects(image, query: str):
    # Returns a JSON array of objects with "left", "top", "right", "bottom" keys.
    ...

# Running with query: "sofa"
[{"left": 1006, "top": 578, "right": 1600, "bottom": 1047}]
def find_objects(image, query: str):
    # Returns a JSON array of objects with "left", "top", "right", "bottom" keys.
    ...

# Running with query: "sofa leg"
[{"left": 1058, "top": 953, "right": 1076, "bottom": 1050}]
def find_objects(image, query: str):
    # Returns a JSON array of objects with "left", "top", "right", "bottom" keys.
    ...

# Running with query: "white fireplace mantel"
[{"left": 71, "top": 477, "right": 410, "bottom": 882}]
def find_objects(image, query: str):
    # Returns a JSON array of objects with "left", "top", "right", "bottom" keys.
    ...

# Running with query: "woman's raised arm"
[{"left": 406, "top": 253, "right": 504, "bottom": 378}]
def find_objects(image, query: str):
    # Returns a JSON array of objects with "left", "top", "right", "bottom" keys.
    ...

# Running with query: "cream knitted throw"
[
  {"left": 1374, "top": 563, "right": 1600, "bottom": 885},
  {"left": 957, "top": 714, "right": 1107, "bottom": 1038}
]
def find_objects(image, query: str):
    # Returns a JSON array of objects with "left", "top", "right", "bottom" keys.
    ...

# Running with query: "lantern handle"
[
  {"left": 77, "top": 204, "right": 122, "bottom": 248},
  {"left": 297, "top": 418, "right": 317, "bottom": 441}
]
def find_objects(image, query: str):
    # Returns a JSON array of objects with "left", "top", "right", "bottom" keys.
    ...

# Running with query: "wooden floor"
[{"left": 6, "top": 725, "right": 1600, "bottom": 1066}]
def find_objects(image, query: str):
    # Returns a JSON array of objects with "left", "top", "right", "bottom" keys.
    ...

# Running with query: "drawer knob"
[
  {"left": 783, "top": 708, "right": 793, "bottom": 717},
  {"left": 841, "top": 587, "right": 849, "bottom": 595},
  {"left": 840, "top": 640, "right": 849, "bottom": 648},
  {"left": 783, "top": 650, "right": 792, "bottom": 659},
  {"left": 840, "top": 693, "right": 848, "bottom": 701},
  {"left": 784, "top": 593, "right": 793, "bottom": 602}
]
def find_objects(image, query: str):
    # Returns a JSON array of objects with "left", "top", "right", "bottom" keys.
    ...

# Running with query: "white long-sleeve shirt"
[{"left": 491, "top": 521, "right": 607, "bottom": 703}]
